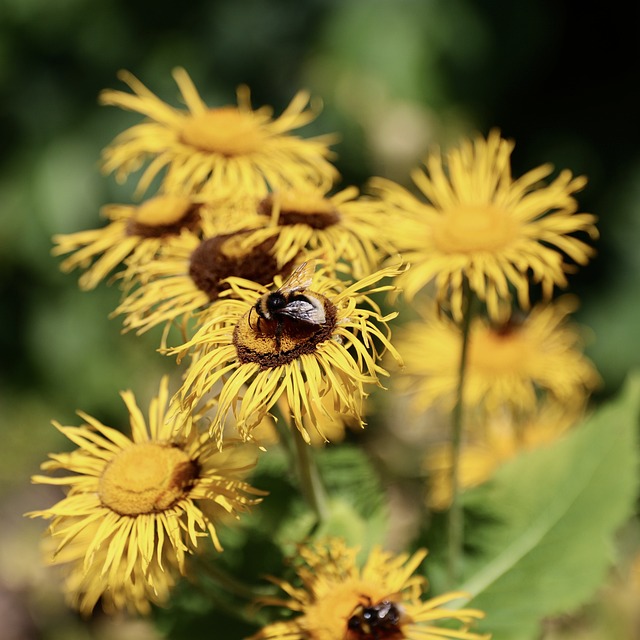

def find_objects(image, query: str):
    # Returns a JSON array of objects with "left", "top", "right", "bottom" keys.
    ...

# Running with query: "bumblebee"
[
  {"left": 252, "top": 261, "right": 326, "bottom": 350},
  {"left": 346, "top": 598, "right": 404, "bottom": 639}
]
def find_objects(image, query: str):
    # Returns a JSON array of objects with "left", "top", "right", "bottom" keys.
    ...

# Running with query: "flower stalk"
[
  {"left": 448, "top": 278, "right": 474, "bottom": 586},
  {"left": 292, "top": 425, "right": 330, "bottom": 524},
  {"left": 274, "top": 411, "right": 330, "bottom": 524}
]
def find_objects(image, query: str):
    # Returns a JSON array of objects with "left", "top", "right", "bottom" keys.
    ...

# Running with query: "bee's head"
[{"left": 266, "top": 291, "right": 287, "bottom": 314}]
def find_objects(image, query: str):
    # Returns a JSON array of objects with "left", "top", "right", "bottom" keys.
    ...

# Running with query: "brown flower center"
[
  {"left": 189, "top": 232, "right": 298, "bottom": 301},
  {"left": 179, "top": 107, "right": 265, "bottom": 155},
  {"left": 233, "top": 293, "right": 337, "bottom": 368},
  {"left": 259, "top": 193, "right": 341, "bottom": 230},
  {"left": 98, "top": 442, "right": 198, "bottom": 516},
  {"left": 126, "top": 195, "right": 201, "bottom": 238},
  {"left": 432, "top": 203, "right": 518, "bottom": 254}
]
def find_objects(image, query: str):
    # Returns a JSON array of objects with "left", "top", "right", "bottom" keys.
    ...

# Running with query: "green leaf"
[
  {"left": 317, "top": 445, "right": 388, "bottom": 549},
  {"left": 458, "top": 376, "right": 640, "bottom": 640},
  {"left": 318, "top": 444, "right": 388, "bottom": 519},
  {"left": 315, "top": 497, "right": 387, "bottom": 558}
]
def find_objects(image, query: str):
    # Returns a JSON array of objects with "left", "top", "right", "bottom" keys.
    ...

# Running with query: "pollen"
[
  {"left": 98, "top": 442, "right": 198, "bottom": 515},
  {"left": 432, "top": 204, "right": 519, "bottom": 254},
  {"left": 260, "top": 191, "right": 341, "bottom": 229},
  {"left": 126, "top": 195, "right": 201, "bottom": 238},
  {"left": 179, "top": 107, "right": 265, "bottom": 156},
  {"left": 233, "top": 294, "right": 337, "bottom": 367}
]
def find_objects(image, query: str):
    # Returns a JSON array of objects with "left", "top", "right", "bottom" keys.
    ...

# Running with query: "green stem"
[
  {"left": 275, "top": 416, "right": 295, "bottom": 462},
  {"left": 291, "top": 425, "right": 330, "bottom": 524},
  {"left": 275, "top": 412, "right": 330, "bottom": 524},
  {"left": 448, "top": 281, "right": 474, "bottom": 586}
]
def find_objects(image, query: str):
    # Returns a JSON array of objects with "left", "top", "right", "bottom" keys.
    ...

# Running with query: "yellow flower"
[
  {"left": 168, "top": 262, "right": 403, "bottom": 446},
  {"left": 372, "top": 130, "right": 598, "bottom": 320},
  {"left": 115, "top": 224, "right": 300, "bottom": 341},
  {"left": 396, "top": 296, "right": 600, "bottom": 414},
  {"left": 249, "top": 537, "right": 490, "bottom": 640},
  {"left": 100, "top": 68, "right": 339, "bottom": 197},
  {"left": 241, "top": 185, "right": 400, "bottom": 278},
  {"left": 52, "top": 194, "right": 204, "bottom": 290},
  {"left": 27, "top": 376, "right": 264, "bottom": 615},
  {"left": 425, "top": 402, "right": 579, "bottom": 510}
]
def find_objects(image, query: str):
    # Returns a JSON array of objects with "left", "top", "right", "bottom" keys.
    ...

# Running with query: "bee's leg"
[
  {"left": 275, "top": 320, "right": 283, "bottom": 351},
  {"left": 249, "top": 307, "right": 262, "bottom": 333}
]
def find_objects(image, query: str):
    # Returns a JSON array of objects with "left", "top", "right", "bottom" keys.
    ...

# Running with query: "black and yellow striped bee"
[
  {"left": 251, "top": 261, "right": 326, "bottom": 351},
  {"left": 346, "top": 598, "right": 404, "bottom": 639}
]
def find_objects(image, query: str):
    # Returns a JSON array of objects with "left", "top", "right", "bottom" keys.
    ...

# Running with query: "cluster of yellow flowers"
[
  {"left": 380, "top": 132, "right": 600, "bottom": 510},
  {"left": 28, "top": 68, "right": 599, "bottom": 639}
]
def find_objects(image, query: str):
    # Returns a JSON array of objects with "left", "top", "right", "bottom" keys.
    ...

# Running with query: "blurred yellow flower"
[
  {"left": 396, "top": 296, "right": 600, "bottom": 414},
  {"left": 168, "top": 262, "right": 403, "bottom": 447},
  {"left": 100, "top": 68, "right": 338, "bottom": 197},
  {"left": 372, "top": 130, "right": 598, "bottom": 320},
  {"left": 425, "top": 402, "right": 580, "bottom": 510},
  {"left": 249, "top": 537, "right": 489, "bottom": 640},
  {"left": 52, "top": 194, "right": 203, "bottom": 290},
  {"left": 27, "top": 376, "right": 264, "bottom": 615}
]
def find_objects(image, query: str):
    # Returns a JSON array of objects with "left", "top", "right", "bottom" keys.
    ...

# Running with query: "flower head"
[
  {"left": 27, "top": 376, "right": 264, "bottom": 615},
  {"left": 396, "top": 296, "right": 600, "bottom": 414},
  {"left": 52, "top": 194, "right": 204, "bottom": 290},
  {"left": 372, "top": 130, "right": 598, "bottom": 320},
  {"left": 100, "top": 68, "right": 339, "bottom": 197},
  {"left": 115, "top": 223, "right": 300, "bottom": 341},
  {"left": 241, "top": 185, "right": 400, "bottom": 278},
  {"left": 168, "top": 261, "right": 403, "bottom": 446},
  {"left": 249, "top": 537, "right": 489, "bottom": 640}
]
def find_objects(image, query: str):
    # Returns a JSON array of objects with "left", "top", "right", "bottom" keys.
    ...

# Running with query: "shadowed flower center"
[
  {"left": 469, "top": 325, "right": 531, "bottom": 374},
  {"left": 234, "top": 293, "right": 337, "bottom": 368},
  {"left": 126, "top": 195, "right": 201, "bottom": 238},
  {"left": 98, "top": 442, "right": 198, "bottom": 515},
  {"left": 180, "top": 107, "right": 265, "bottom": 155},
  {"left": 189, "top": 232, "right": 297, "bottom": 301},
  {"left": 433, "top": 204, "right": 518, "bottom": 253},
  {"left": 259, "top": 193, "right": 341, "bottom": 229}
]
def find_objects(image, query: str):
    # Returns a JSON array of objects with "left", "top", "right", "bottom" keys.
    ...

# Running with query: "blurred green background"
[{"left": 1, "top": 1, "right": 638, "bottom": 638}]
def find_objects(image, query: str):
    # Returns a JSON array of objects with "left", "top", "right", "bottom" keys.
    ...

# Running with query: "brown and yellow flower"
[
  {"left": 52, "top": 193, "right": 205, "bottom": 290},
  {"left": 27, "top": 376, "right": 264, "bottom": 615},
  {"left": 115, "top": 222, "right": 300, "bottom": 341},
  {"left": 239, "top": 185, "right": 400, "bottom": 278},
  {"left": 168, "top": 261, "right": 403, "bottom": 447},
  {"left": 249, "top": 537, "right": 489, "bottom": 640}
]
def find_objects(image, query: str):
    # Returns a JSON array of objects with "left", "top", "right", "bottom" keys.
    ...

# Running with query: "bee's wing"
[
  {"left": 279, "top": 298, "right": 325, "bottom": 324},
  {"left": 277, "top": 260, "right": 316, "bottom": 294}
]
